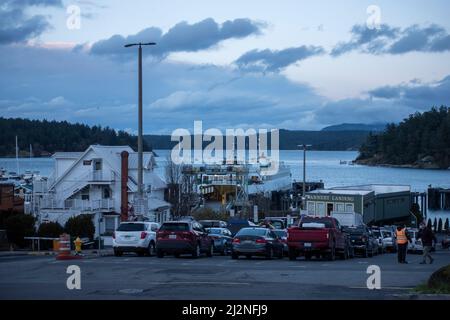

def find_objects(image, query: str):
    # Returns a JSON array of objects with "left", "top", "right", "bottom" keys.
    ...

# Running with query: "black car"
[
  {"left": 206, "top": 227, "right": 233, "bottom": 255},
  {"left": 231, "top": 227, "right": 284, "bottom": 259},
  {"left": 199, "top": 220, "right": 228, "bottom": 228},
  {"left": 343, "top": 226, "right": 376, "bottom": 257}
]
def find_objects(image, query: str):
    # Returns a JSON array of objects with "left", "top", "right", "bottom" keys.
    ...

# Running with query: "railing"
[{"left": 40, "top": 197, "right": 115, "bottom": 211}]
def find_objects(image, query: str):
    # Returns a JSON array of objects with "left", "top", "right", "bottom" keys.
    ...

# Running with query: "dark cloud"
[
  {"left": 90, "top": 18, "right": 265, "bottom": 58},
  {"left": 235, "top": 46, "right": 325, "bottom": 72},
  {"left": 0, "top": 0, "right": 62, "bottom": 45},
  {"left": 331, "top": 24, "right": 399, "bottom": 56},
  {"left": 332, "top": 23, "right": 450, "bottom": 56}
]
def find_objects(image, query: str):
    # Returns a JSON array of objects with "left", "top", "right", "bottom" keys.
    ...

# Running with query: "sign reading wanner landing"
[{"left": 170, "top": 121, "right": 280, "bottom": 175}]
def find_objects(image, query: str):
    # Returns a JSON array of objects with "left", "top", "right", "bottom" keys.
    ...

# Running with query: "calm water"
[
  {"left": 1, "top": 150, "right": 449, "bottom": 220},
  {"left": 1, "top": 150, "right": 449, "bottom": 192}
]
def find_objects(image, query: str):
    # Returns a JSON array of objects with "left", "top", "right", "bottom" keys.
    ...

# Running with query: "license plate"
[
  {"left": 169, "top": 234, "right": 177, "bottom": 239},
  {"left": 244, "top": 240, "right": 253, "bottom": 244},
  {"left": 304, "top": 243, "right": 312, "bottom": 248}
]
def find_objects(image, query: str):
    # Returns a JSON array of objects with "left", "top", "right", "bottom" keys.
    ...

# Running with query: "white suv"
[{"left": 113, "top": 222, "right": 160, "bottom": 257}]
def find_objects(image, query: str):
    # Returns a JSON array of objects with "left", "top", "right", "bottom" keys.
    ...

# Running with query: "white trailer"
[{"left": 331, "top": 212, "right": 364, "bottom": 227}]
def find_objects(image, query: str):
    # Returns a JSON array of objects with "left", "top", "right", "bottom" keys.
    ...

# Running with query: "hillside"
[
  {"left": 145, "top": 129, "right": 370, "bottom": 151},
  {"left": 322, "top": 123, "right": 386, "bottom": 132},
  {"left": 356, "top": 106, "right": 450, "bottom": 169},
  {"left": 0, "top": 118, "right": 149, "bottom": 157}
]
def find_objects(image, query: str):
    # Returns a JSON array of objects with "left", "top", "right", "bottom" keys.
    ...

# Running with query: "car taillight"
[
  {"left": 326, "top": 233, "right": 329, "bottom": 239},
  {"left": 256, "top": 238, "right": 267, "bottom": 244},
  {"left": 140, "top": 232, "right": 147, "bottom": 239},
  {"left": 232, "top": 238, "right": 240, "bottom": 244},
  {"left": 362, "top": 236, "right": 367, "bottom": 242},
  {"left": 112, "top": 232, "right": 115, "bottom": 239}
]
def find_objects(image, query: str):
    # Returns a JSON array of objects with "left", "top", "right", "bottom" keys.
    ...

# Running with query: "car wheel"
[
  {"left": 246, "top": 254, "right": 252, "bottom": 259},
  {"left": 266, "top": 247, "right": 274, "bottom": 260},
  {"left": 277, "top": 248, "right": 283, "bottom": 259},
  {"left": 231, "top": 252, "right": 238, "bottom": 259},
  {"left": 192, "top": 243, "right": 201, "bottom": 258},
  {"left": 174, "top": 253, "right": 180, "bottom": 258},
  {"left": 156, "top": 249, "right": 164, "bottom": 258},
  {"left": 206, "top": 243, "right": 213, "bottom": 257},
  {"left": 288, "top": 248, "right": 297, "bottom": 261},
  {"left": 137, "top": 251, "right": 145, "bottom": 257},
  {"left": 368, "top": 247, "right": 374, "bottom": 257},
  {"left": 326, "top": 244, "right": 336, "bottom": 261},
  {"left": 113, "top": 249, "right": 122, "bottom": 257},
  {"left": 148, "top": 242, "right": 156, "bottom": 256}
]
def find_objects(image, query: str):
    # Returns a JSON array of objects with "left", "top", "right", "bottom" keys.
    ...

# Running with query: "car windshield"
[
  {"left": 382, "top": 231, "right": 392, "bottom": 237},
  {"left": 236, "top": 228, "right": 267, "bottom": 237},
  {"left": 343, "top": 226, "right": 365, "bottom": 234},
  {"left": 270, "top": 221, "right": 284, "bottom": 229},
  {"left": 372, "top": 230, "right": 381, "bottom": 237},
  {"left": 117, "top": 223, "right": 145, "bottom": 232},
  {"left": 273, "top": 230, "right": 287, "bottom": 237},
  {"left": 300, "top": 218, "right": 333, "bottom": 228},
  {"left": 160, "top": 223, "right": 190, "bottom": 231},
  {"left": 208, "top": 228, "right": 224, "bottom": 234}
]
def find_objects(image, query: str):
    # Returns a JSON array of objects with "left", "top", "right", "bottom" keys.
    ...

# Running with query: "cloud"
[
  {"left": 90, "top": 18, "right": 265, "bottom": 58},
  {"left": 235, "top": 45, "right": 325, "bottom": 72},
  {"left": 0, "top": 0, "right": 62, "bottom": 45},
  {"left": 332, "top": 23, "right": 450, "bottom": 56}
]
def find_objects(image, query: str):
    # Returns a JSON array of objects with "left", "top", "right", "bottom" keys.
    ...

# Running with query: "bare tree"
[{"left": 164, "top": 156, "right": 200, "bottom": 219}]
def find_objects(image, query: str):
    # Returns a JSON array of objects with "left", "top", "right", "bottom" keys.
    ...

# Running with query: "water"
[
  {"left": 2, "top": 150, "right": 449, "bottom": 220},
  {"left": 1, "top": 150, "right": 449, "bottom": 192}
]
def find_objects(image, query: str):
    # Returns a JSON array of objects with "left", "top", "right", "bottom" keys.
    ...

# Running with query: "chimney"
[{"left": 120, "top": 151, "right": 129, "bottom": 221}]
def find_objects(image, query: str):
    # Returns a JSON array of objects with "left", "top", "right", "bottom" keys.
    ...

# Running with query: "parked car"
[
  {"left": 380, "top": 228, "right": 397, "bottom": 253},
  {"left": 206, "top": 227, "right": 233, "bottom": 255},
  {"left": 199, "top": 220, "right": 228, "bottom": 228},
  {"left": 407, "top": 228, "right": 424, "bottom": 254},
  {"left": 272, "top": 229, "right": 288, "bottom": 256},
  {"left": 287, "top": 216, "right": 350, "bottom": 261},
  {"left": 231, "top": 227, "right": 284, "bottom": 260},
  {"left": 156, "top": 221, "right": 213, "bottom": 258},
  {"left": 113, "top": 222, "right": 160, "bottom": 257},
  {"left": 227, "top": 218, "right": 258, "bottom": 236},
  {"left": 442, "top": 235, "right": 450, "bottom": 249},
  {"left": 259, "top": 218, "right": 286, "bottom": 229},
  {"left": 371, "top": 228, "right": 386, "bottom": 254},
  {"left": 343, "top": 225, "right": 376, "bottom": 257}
]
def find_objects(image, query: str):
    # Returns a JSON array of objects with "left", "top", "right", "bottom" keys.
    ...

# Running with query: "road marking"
[
  {"left": 349, "top": 286, "right": 412, "bottom": 290},
  {"left": 147, "top": 281, "right": 250, "bottom": 286}
]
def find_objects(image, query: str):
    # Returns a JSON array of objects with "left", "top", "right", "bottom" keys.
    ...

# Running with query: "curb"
[{"left": 28, "top": 251, "right": 58, "bottom": 256}]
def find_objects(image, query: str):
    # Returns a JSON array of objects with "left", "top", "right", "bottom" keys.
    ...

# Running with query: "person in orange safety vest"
[{"left": 396, "top": 225, "right": 411, "bottom": 264}]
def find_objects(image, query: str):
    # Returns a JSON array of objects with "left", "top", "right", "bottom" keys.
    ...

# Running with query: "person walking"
[
  {"left": 396, "top": 225, "right": 410, "bottom": 264},
  {"left": 418, "top": 223, "right": 437, "bottom": 264}
]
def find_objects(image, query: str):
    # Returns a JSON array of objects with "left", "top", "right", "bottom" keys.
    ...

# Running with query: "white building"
[{"left": 32, "top": 145, "right": 171, "bottom": 241}]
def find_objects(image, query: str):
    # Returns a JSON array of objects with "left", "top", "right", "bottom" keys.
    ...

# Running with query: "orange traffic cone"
[{"left": 56, "top": 233, "right": 82, "bottom": 260}]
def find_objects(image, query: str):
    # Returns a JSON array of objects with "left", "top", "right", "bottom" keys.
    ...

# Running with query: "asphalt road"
[{"left": 1, "top": 249, "right": 449, "bottom": 300}]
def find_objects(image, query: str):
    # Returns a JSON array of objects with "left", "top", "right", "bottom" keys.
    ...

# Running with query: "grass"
[{"left": 413, "top": 264, "right": 450, "bottom": 294}]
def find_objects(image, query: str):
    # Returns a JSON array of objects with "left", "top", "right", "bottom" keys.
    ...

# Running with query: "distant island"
[
  {"left": 356, "top": 106, "right": 450, "bottom": 169},
  {"left": 0, "top": 117, "right": 149, "bottom": 157},
  {"left": 0, "top": 117, "right": 387, "bottom": 157}
]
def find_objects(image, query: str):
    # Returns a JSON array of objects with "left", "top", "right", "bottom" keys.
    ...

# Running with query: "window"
[
  {"left": 104, "top": 216, "right": 116, "bottom": 234},
  {"left": 103, "top": 188, "right": 110, "bottom": 199},
  {"left": 94, "top": 159, "right": 102, "bottom": 171},
  {"left": 316, "top": 202, "right": 325, "bottom": 216},
  {"left": 160, "top": 223, "right": 189, "bottom": 231},
  {"left": 345, "top": 203, "right": 354, "bottom": 212},
  {"left": 307, "top": 201, "right": 315, "bottom": 215},
  {"left": 336, "top": 203, "right": 345, "bottom": 212},
  {"left": 117, "top": 223, "right": 145, "bottom": 231}
]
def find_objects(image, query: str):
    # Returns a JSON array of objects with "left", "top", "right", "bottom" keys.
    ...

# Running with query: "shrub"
[
  {"left": 5, "top": 214, "right": 36, "bottom": 248},
  {"left": 38, "top": 222, "right": 64, "bottom": 238},
  {"left": 192, "top": 207, "right": 229, "bottom": 222},
  {"left": 64, "top": 214, "right": 95, "bottom": 240}
]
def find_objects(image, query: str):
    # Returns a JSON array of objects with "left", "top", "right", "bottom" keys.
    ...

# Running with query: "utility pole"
[
  {"left": 124, "top": 42, "right": 156, "bottom": 207},
  {"left": 298, "top": 144, "right": 312, "bottom": 210}
]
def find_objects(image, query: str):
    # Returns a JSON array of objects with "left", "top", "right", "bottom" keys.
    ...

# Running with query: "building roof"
[
  {"left": 307, "top": 189, "right": 373, "bottom": 196},
  {"left": 330, "top": 184, "right": 411, "bottom": 195},
  {"left": 128, "top": 152, "right": 156, "bottom": 169},
  {"left": 148, "top": 197, "right": 171, "bottom": 210},
  {"left": 52, "top": 152, "right": 84, "bottom": 159}
]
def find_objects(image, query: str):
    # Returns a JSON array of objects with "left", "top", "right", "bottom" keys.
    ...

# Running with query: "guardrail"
[{"left": 24, "top": 236, "right": 59, "bottom": 252}]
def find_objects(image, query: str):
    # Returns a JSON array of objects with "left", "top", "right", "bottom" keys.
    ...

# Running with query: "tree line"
[
  {"left": 357, "top": 106, "right": 450, "bottom": 169},
  {"left": 0, "top": 117, "right": 150, "bottom": 157}
]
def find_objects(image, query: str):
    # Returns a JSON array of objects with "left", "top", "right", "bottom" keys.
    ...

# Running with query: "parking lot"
[{"left": 1, "top": 249, "right": 449, "bottom": 300}]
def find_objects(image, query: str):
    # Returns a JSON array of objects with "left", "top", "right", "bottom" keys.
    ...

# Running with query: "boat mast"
[{"left": 15, "top": 135, "right": 19, "bottom": 174}]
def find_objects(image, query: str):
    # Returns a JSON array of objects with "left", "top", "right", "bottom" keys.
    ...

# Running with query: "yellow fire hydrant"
[{"left": 74, "top": 237, "right": 82, "bottom": 255}]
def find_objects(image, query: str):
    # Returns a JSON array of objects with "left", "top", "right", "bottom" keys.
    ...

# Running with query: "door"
[
  {"left": 93, "top": 159, "right": 102, "bottom": 180},
  {"left": 327, "top": 203, "right": 334, "bottom": 216}
]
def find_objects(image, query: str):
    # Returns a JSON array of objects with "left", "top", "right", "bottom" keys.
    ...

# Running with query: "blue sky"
[{"left": 1, "top": 0, "right": 450, "bottom": 133}]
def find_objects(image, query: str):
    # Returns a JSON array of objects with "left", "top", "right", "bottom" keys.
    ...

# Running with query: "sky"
[{"left": 0, "top": 0, "right": 450, "bottom": 134}]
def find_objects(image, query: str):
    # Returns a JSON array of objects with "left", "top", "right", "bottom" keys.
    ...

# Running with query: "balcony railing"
[{"left": 39, "top": 197, "right": 115, "bottom": 211}]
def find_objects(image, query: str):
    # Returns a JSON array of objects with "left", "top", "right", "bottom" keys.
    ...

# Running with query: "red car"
[
  {"left": 287, "top": 216, "right": 350, "bottom": 261},
  {"left": 156, "top": 221, "right": 214, "bottom": 258}
]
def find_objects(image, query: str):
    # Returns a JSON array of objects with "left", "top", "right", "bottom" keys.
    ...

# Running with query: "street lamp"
[
  {"left": 298, "top": 144, "right": 312, "bottom": 210},
  {"left": 124, "top": 42, "right": 156, "bottom": 198}
]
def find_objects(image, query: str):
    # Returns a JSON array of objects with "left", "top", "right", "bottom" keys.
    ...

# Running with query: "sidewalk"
[{"left": 0, "top": 248, "right": 114, "bottom": 258}]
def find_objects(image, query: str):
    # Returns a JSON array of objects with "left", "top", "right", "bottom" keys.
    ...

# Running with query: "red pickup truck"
[{"left": 287, "top": 216, "right": 350, "bottom": 261}]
